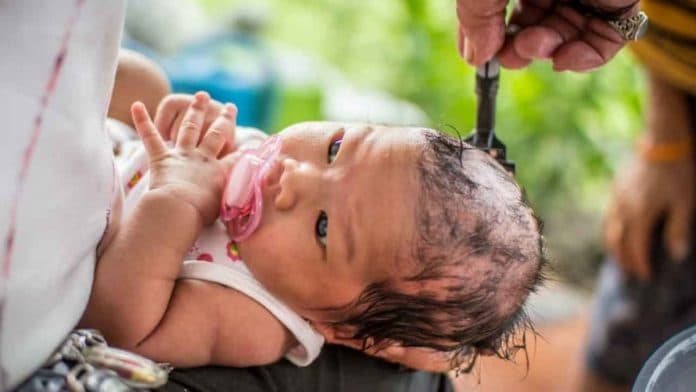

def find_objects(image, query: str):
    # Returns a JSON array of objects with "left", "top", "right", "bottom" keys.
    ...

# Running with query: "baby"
[{"left": 80, "top": 52, "right": 546, "bottom": 372}]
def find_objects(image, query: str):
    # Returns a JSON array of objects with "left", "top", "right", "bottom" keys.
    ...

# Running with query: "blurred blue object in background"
[{"left": 123, "top": 32, "right": 278, "bottom": 132}]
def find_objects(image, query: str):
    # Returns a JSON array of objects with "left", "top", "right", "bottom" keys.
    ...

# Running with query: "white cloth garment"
[
  {"left": 0, "top": 1, "right": 126, "bottom": 389},
  {"left": 115, "top": 125, "right": 325, "bottom": 367}
]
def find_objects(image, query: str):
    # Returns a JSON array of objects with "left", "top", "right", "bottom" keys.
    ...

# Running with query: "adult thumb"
[{"left": 456, "top": 0, "right": 508, "bottom": 66}]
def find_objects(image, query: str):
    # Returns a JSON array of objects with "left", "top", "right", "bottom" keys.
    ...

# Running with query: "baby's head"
[{"left": 234, "top": 121, "right": 545, "bottom": 368}]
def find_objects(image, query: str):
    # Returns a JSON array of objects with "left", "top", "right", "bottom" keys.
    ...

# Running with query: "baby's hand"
[
  {"left": 131, "top": 92, "right": 238, "bottom": 225},
  {"left": 154, "top": 94, "right": 236, "bottom": 156}
]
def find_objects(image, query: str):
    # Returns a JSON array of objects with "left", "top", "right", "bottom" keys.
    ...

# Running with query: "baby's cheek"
[{"left": 235, "top": 237, "right": 266, "bottom": 273}]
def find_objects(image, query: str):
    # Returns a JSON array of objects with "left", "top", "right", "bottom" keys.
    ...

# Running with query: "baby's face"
[{"left": 235, "top": 122, "right": 424, "bottom": 322}]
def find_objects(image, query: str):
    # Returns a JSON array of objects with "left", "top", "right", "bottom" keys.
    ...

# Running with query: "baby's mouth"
[{"left": 220, "top": 136, "right": 282, "bottom": 242}]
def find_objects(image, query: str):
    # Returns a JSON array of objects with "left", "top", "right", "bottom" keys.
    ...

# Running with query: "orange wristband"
[{"left": 638, "top": 136, "right": 694, "bottom": 162}]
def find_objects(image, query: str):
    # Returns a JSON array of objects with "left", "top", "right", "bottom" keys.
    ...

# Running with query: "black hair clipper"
[{"left": 465, "top": 59, "right": 515, "bottom": 175}]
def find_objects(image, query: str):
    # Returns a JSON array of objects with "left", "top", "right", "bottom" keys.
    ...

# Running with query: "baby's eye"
[
  {"left": 315, "top": 211, "right": 328, "bottom": 247},
  {"left": 328, "top": 138, "right": 342, "bottom": 163}
]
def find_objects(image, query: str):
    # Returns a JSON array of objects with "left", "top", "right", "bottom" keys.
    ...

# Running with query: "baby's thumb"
[{"left": 665, "top": 203, "right": 692, "bottom": 262}]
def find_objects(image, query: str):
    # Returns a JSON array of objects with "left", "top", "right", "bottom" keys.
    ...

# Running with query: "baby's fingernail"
[
  {"left": 195, "top": 91, "right": 210, "bottom": 101},
  {"left": 464, "top": 38, "right": 474, "bottom": 63},
  {"left": 224, "top": 103, "right": 237, "bottom": 116}
]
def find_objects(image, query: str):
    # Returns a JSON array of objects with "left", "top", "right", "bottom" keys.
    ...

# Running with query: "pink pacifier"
[{"left": 221, "top": 135, "right": 282, "bottom": 242}]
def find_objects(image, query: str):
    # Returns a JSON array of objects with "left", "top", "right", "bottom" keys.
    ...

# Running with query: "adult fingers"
[
  {"left": 456, "top": 0, "right": 508, "bottom": 66},
  {"left": 176, "top": 91, "right": 210, "bottom": 148},
  {"left": 508, "top": 0, "right": 549, "bottom": 27},
  {"left": 501, "top": 2, "right": 624, "bottom": 71},
  {"left": 131, "top": 102, "right": 168, "bottom": 159},
  {"left": 507, "top": 5, "right": 583, "bottom": 63},
  {"left": 516, "top": 27, "right": 566, "bottom": 60},
  {"left": 622, "top": 209, "right": 654, "bottom": 282},
  {"left": 665, "top": 195, "right": 694, "bottom": 263},
  {"left": 498, "top": 0, "right": 553, "bottom": 68},
  {"left": 552, "top": 19, "right": 624, "bottom": 71},
  {"left": 604, "top": 201, "right": 644, "bottom": 280},
  {"left": 199, "top": 104, "right": 237, "bottom": 158},
  {"left": 498, "top": 42, "right": 533, "bottom": 69},
  {"left": 604, "top": 202, "right": 624, "bottom": 262},
  {"left": 604, "top": 176, "right": 649, "bottom": 282}
]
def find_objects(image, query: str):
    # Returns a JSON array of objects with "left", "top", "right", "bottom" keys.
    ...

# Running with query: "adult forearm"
[
  {"left": 644, "top": 73, "right": 691, "bottom": 143},
  {"left": 81, "top": 190, "right": 202, "bottom": 348}
]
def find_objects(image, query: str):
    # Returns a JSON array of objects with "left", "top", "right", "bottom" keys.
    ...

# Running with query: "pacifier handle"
[{"left": 221, "top": 136, "right": 282, "bottom": 242}]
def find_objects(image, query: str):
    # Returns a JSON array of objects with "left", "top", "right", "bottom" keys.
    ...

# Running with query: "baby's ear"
[
  {"left": 312, "top": 322, "right": 385, "bottom": 353},
  {"left": 310, "top": 322, "right": 359, "bottom": 347}
]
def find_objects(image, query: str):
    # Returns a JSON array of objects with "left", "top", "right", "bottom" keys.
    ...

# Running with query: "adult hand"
[
  {"left": 457, "top": 0, "right": 638, "bottom": 71},
  {"left": 604, "top": 73, "right": 694, "bottom": 282},
  {"left": 604, "top": 156, "right": 694, "bottom": 281}
]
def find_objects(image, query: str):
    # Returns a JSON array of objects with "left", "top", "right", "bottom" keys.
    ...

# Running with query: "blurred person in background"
[{"left": 587, "top": 0, "right": 696, "bottom": 390}]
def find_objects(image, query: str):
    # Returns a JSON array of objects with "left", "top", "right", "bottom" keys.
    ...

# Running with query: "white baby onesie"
[{"left": 110, "top": 120, "right": 324, "bottom": 366}]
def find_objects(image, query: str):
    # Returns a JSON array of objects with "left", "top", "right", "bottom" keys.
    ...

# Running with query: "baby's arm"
[
  {"left": 82, "top": 187, "right": 203, "bottom": 347},
  {"left": 132, "top": 279, "right": 295, "bottom": 367},
  {"left": 83, "top": 94, "right": 293, "bottom": 367},
  {"left": 82, "top": 94, "right": 230, "bottom": 348},
  {"left": 108, "top": 49, "right": 171, "bottom": 128}
]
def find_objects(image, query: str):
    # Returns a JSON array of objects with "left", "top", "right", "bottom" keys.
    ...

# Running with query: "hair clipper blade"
[{"left": 465, "top": 59, "right": 515, "bottom": 175}]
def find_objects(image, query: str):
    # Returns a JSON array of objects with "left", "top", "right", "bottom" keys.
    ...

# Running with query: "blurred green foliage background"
[{"left": 196, "top": 0, "right": 647, "bottom": 285}]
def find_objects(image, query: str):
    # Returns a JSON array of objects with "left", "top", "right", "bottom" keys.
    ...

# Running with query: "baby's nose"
[
  {"left": 272, "top": 158, "right": 300, "bottom": 210},
  {"left": 264, "top": 156, "right": 286, "bottom": 188}
]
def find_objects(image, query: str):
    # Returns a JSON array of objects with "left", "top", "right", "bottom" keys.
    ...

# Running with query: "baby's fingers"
[
  {"left": 131, "top": 102, "right": 167, "bottom": 158},
  {"left": 199, "top": 103, "right": 237, "bottom": 158},
  {"left": 177, "top": 91, "right": 210, "bottom": 148}
]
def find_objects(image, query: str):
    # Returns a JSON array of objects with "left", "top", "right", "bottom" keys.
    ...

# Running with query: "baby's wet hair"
[{"left": 337, "top": 129, "right": 548, "bottom": 371}]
